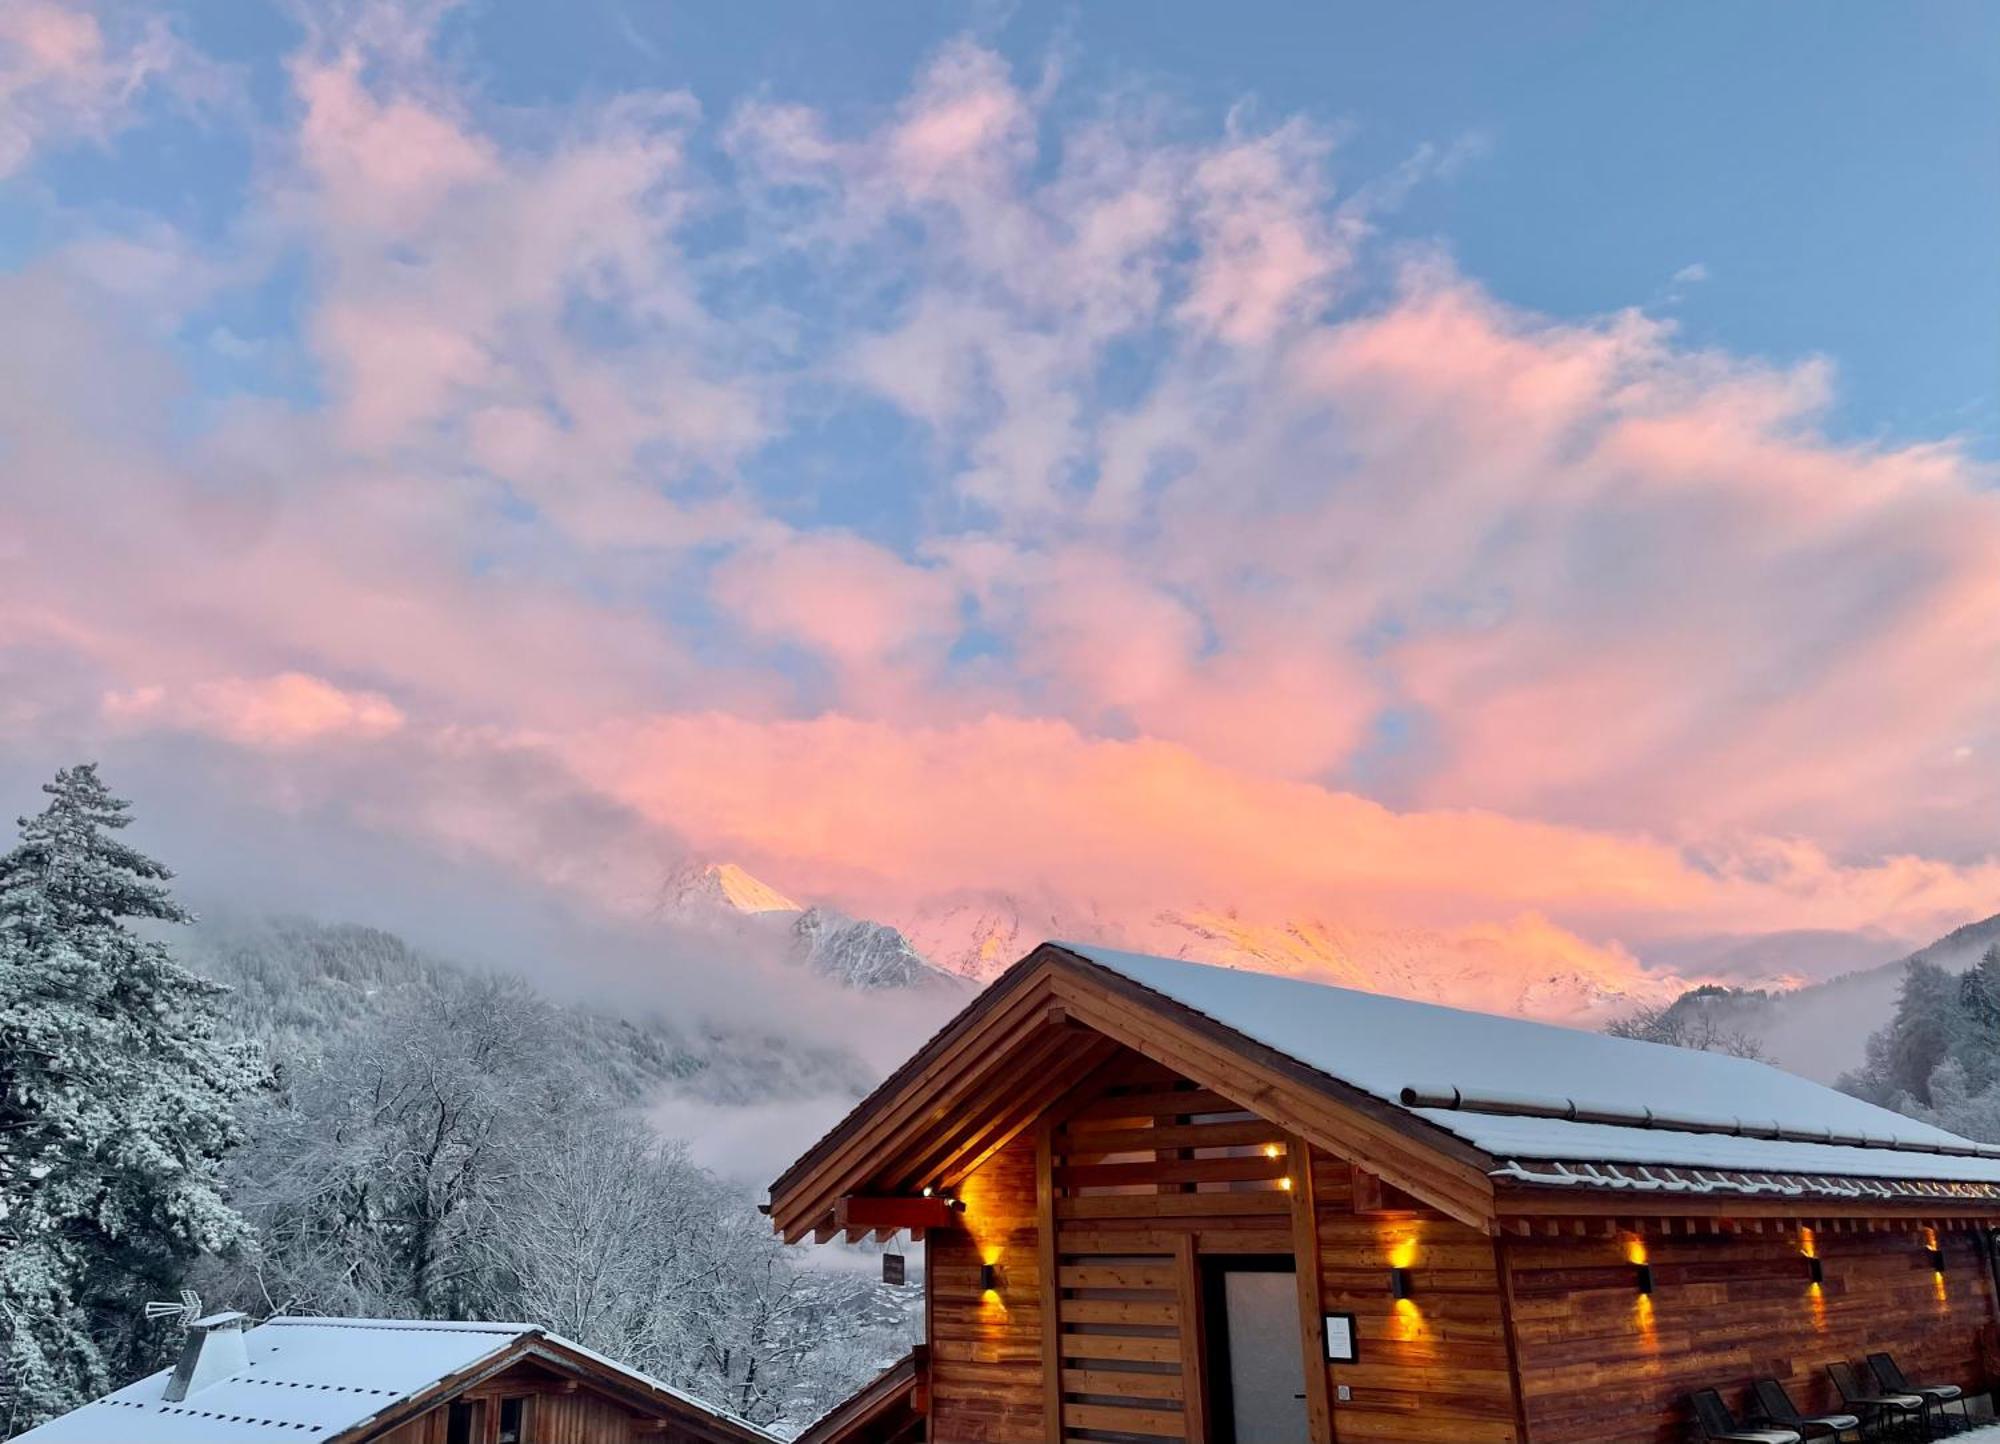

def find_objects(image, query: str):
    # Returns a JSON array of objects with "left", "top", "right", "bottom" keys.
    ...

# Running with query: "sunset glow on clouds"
[{"left": 2, "top": 1, "right": 1997, "bottom": 1007}]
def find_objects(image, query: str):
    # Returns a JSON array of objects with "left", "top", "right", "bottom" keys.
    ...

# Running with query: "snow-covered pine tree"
[{"left": 0, "top": 764, "right": 259, "bottom": 1431}]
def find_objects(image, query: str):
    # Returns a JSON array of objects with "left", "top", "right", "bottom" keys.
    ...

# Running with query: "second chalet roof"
[
  {"left": 11, "top": 1317, "right": 778, "bottom": 1444},
  {"left": 1067, "top": 943, "right": 2000, "bottom": 1183}
]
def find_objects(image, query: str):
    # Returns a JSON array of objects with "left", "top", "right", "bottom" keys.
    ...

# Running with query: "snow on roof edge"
[{"left": 1058, "top": 940, "right": 2000, "bottom": 1184}]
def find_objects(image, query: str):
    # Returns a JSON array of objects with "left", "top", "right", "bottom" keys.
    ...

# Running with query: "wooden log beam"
[{"left": 834, "top": 1195, "right": 962, "bottom": 1233}]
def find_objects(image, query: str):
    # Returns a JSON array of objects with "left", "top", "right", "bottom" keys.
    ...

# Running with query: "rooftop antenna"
[{"left": 144, "top": 1289, "right": 201, "bottom": 1326}]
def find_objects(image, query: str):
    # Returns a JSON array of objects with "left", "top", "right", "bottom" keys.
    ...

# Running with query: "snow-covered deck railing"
[{"left": 1492, "top": 1159, "right": 2000, "bottom": 1202}]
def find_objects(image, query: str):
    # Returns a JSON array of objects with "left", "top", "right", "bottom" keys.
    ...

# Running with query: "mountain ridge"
[{"left": 656, "top": 859, "right": 1998, "bottom": 1071}]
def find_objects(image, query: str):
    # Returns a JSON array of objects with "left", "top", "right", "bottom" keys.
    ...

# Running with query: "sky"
[{"left": 2, "top": 0, "right": 1998, "bottom": 1009}]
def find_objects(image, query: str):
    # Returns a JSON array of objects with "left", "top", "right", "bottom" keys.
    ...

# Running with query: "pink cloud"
[
  {"left": 0, "top": 1, "right": 187, "bottom": 177},
  {"left": 315, "top": 301, "right": 492, "bottom": 449},
  {"left": 105, "top": 672, "right": 405, "bottom": 748},
  {"left": 568, "top": 711, "right": 2000, "bottom": 949},
  {"left": 1179, "top": 118, "right": 1344, "bottom": 345},
  {"left": 713, "top": 534, "right": 960, "bottom": 691},
  {"left": 888, "top": 40, "right": 1032, "bottom": 193},
  {"left": 292, "top": 53, "right": 497, "bottom": 229}
]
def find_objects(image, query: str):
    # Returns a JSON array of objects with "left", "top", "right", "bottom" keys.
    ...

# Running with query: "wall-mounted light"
[
  {"left": 1388, "top": 1267, "right": 1413, "bottom": 1301},
  {"left": 978, "top": 1263, "right": 1003, "bottom": 1294},
  {"left": 1634, "top": 1264, "right": 1654, "bottom": 1296},
  {"left": 1927, "top": 1245, "right": 1945, "bottom": 1273},
  {"left": 1807, "top": 1257, "right": 1824, "bottom": 1286}
]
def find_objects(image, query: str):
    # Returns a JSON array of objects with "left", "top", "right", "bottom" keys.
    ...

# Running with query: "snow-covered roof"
[
  {"left": 1066, "top": 943, "right": 2000, "bottom": 1188},
  {"left": 11, "top": 1317, "right": 777, "bottom": 1444}
]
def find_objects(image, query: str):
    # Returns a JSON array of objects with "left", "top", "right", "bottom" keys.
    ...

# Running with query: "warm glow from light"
[
  {"left": 1800, "top": 1227, "right": 1817, "bottom": 1260},
  {"left": 1391, "top": 1297, "right": 1423, "bottom": 1341},
  {"left": 958, "top": 1174, "right": 1005, "bottom": 1313},
  {"left": 1809, "top": 1280, "right": 1827, "bottom": 1331},
  {"left": 1388, "top": 1237, "right": 1418, "bottom": 1270},
  {"left": 979, "top": 1247, "right": 1005, "bottom": 1310},
  {"left": 1615, "top": 1231, "right": 1658, "bottom": 1344},
  {"left": 1279, "top": 1176, "right": 1293, "bottom": 1190},
  {"left": 1263, "top": 1144, "right": 1281, "bottom": 1158}
]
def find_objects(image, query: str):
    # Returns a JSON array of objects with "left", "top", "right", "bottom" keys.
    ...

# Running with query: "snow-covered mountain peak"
[
  {"left": 793, "top": 908, "right": 966, "bottom": 993},
  {"left": 661, "top": 861, "right": 802, "bottom": 916}
]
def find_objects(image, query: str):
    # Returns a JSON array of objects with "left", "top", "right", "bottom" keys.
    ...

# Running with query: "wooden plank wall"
[
  {"left": 1048, "top": 1054, "right": 1293, "bottom": 1444},
  {"left": 928, "top": 1132, "right": 1048, "bottom": 1443},
  {"left": 928, "top": 1046, "right": 1532, "bottom": 1444},
  {"left": 1505, "top": 1221, "right": 1997, "bottom": 1443},
  {"left": 1308, "top": 1150, "right": 1522, "bottom": 1444}
]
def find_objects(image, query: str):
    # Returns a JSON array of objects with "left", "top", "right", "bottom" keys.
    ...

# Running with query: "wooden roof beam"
[{"left": 834, "top": 1195, "right": 963, "bottom": 1234}]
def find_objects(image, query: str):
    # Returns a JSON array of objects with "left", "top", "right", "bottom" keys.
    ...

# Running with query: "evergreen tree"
[
  {"left": 0, "top": 765, "right": 258, "bottom": 1430},
  {"left": 1878, "top": 959, "right": 1957, "bottom": 1106}
]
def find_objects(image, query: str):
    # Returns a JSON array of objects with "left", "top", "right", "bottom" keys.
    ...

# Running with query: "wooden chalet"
[
  {"left": 11, "top": 1314, "right": 778, "bottom": 1444},
  {"left": 770, "top": 942, "right": 2000, "bottom": 1444}
]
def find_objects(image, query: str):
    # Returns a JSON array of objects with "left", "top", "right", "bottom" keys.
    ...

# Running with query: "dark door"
[{"left": 1204, "top": 1256, "right": 1311, "bottom": 1442}]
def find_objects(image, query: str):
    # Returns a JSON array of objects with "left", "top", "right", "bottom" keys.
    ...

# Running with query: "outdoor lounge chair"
[
  {"left": 1867, "top": 1354, "right": 1969, "bottom": 1434},
  {"left": 1690, "top": 1389, "right": 1803, "bottom": 1444},
  {"left": 1752, "top": 1378, "right": 1863, "bottom": 1442},
  {"left": 1827, "top": 1362, "right": 1926, "bottom": 1439}
]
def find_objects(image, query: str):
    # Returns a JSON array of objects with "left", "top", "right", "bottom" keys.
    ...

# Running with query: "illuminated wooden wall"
[
  {"left": 927, "top": 1133, "right": 1049, "bottom": 1442},
  {"left": 925, "top": 1047, "right": 1526, "bottom": 1444},
  {"left": 1503, "top": 1220, "right": 1998, "bottom": 1443},
  {"left": 916, "top": 1037, "right": 2000, "bottom": 1444},
  {"left": 1308, "top": 1154, "right": 1521, "bottom": 1443}
]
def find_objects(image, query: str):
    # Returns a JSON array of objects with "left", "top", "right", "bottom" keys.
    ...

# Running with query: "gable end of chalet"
[{"left": 766, "top": 942, "right": 1505, "bottom": 1240}]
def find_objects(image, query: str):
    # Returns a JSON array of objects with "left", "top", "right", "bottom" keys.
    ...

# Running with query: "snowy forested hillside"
[
  {"left": 180, "top": 913, "right": 877, "bottom": 1105},
  {"left": 1610, "top": 913, "right": 2000, "bottom": 1084},
  {"left": 176, "top": 914, "right": 920, "bottom": 1435},
  {"left": 0, "top": 769, "right": 918, "bottom": 1440}
]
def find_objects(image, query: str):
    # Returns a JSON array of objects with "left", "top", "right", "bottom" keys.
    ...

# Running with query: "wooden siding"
[
  {"left": 1309, "top": 1151, "right": 1521, "bottom": 1444},
  {"left": 927, "top": 1045, "right": 1526, "bottom": 1444},
  {"left": 929, "top": 1132, "right": 1048, "bottom": 1443},
  {"left": 1505, "top": 1221, "right": 1998, "bottom": 1443},
  {"left": 905, "top": 1005, "right": 2000, "bottom": 1444},
  {"left": 1048, "top": 1053, "right": 1294, "bottom": 1444}
]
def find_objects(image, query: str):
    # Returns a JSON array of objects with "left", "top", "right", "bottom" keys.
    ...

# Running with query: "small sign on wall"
[
  {"left": 1323, "top": 1312, "right": 1358, "bottom": 1363},
  {"left": 881, "top": 1252, "right": 907, "bottom": 1287}
]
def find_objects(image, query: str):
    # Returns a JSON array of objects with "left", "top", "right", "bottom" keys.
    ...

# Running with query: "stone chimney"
[{"left": 162, "top": 1311, "right": 251, "bottom": 1401}]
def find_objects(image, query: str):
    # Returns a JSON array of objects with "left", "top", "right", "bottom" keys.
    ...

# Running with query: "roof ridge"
[{"left": 264, "top": 1316, "right": 535, "bottom": 1333}]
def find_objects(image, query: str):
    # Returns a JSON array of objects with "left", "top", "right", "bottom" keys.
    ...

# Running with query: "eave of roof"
[
  {"left": 1492, "top": 1159, "right": 2000, "bottom": 1210},
  {"left": 792, "top": 1352, "right": 920, "bottom": 1444}
]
